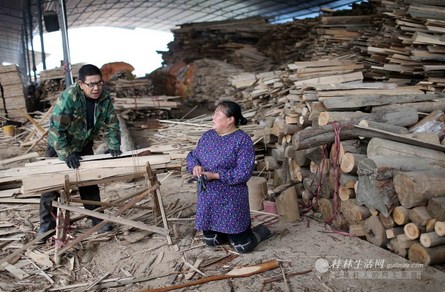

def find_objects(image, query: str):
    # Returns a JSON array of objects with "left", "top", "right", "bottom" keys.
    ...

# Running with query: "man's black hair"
[{"left": 78, "top": 64, "right": 102, "bottom": 82}]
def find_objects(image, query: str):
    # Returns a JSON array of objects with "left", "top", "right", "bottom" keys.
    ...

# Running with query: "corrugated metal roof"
[{"left": 0, "top": 0, "right": 360, "bottom": 74}]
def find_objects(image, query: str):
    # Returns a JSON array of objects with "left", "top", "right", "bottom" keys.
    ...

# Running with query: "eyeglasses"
[{"left": 83, "top": 81, "right": 104, "bottom": 88}]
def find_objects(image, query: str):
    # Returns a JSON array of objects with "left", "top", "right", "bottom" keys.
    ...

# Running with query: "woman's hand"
[
  {"left": 202, "top": 171, "right": 219, "bottom": 181},
  {"left": 193, "top": 165, "right": 204, "bottom": 177},
  {"left": 193, "top": 166, "right": 219, "bottom": 181}
]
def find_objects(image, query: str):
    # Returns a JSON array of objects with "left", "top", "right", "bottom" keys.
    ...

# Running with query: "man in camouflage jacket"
[{"left": 38, "top": 64, "right": 121, "bottom": 240}]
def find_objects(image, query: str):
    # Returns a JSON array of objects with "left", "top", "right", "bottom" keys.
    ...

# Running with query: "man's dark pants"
[{"left": 38, "top": 142, "right": 101, "bottom": 233}]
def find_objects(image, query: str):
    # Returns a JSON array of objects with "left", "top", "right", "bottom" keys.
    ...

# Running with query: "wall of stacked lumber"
[
  {"left": 0, "top": 65, "right": 27, "bottom": 123},
  {"left": 156, "top": 0, "right": 444, "bottom": 107},
  {"left": 105, "top": 78, "right": 181, "bottom": 126},
  {"left": 367, "top": 0, "right": 445, "bottom": 92},
  {"left": 35, "top": 63, "right": 85, "bottom": 104},
  {"left": 158, "top": 17, "right": 275, "bottom": 72}
]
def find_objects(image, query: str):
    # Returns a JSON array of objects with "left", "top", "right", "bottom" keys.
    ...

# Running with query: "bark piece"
[
  {"left": 275, "top": 186, "right": 300, "bottom": 222},
  {"left": 409, "top": 109, "right": 445, "bottom": 136},
  {"left": 356, "top": 159, "right": 397, "bottom": 217},
  {"left": 408, "top": 206, "right": 432, "bottom": 226},
  {"left": 397, "top": 233, "right": 416, "bottom": 249},
  {"left": 349, "top": 224, "right": 367, "bottom": 237}
]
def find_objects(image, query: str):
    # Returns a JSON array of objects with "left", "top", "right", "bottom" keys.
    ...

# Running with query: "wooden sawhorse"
[{"left": 52, "top": 162, "right": 172, "bottom": 264}]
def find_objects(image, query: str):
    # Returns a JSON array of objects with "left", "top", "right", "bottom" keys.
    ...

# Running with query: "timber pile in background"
[{"left": 0, "top": 65, "right": 27, "bottom": 123}]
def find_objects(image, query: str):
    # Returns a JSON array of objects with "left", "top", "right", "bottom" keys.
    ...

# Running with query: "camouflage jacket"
[{"left": 47, "top": 82, "right": 121, "bottom": 160}]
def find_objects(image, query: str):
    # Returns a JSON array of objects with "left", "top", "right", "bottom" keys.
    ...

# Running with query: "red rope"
[
  {"left": 325, "top": 122, "right": 342, "bottom": 225},
  {"left": 300, "top": 145, "right": 329, "bottom": 215}
]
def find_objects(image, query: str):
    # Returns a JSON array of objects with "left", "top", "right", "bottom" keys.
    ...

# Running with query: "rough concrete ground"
[{"left": 0, "top": 112, "right": 445, "bottom": 291}]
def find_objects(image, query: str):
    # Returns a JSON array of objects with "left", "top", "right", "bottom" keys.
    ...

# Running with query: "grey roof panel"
[{"left": 0, "top": 0, "right": 360, "bottom": 70}]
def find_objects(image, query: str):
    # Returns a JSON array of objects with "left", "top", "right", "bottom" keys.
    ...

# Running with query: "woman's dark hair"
[
  {"left": 78, "top": 64, "right": 102, "bottom": 82},
  {"left": 216, "top": 100, "right": 248, "bottom": 127}
]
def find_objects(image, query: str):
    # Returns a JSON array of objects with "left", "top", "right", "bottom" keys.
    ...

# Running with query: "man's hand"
[
  {"left": 107, "top": 149, "right": 122, "bottom": 157},
  {"left": 65, "top": 153, "right": 81, "bottom": 169}
]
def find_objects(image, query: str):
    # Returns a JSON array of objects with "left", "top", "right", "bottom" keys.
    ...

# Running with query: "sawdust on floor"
[{"left": 1, "top": 128, "right": 445, "bottom": 292}]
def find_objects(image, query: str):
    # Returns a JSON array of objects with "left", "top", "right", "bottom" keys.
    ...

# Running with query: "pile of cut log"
[
  {"left": 0, "top": 65, "right": 27, "bottom": 123},
  {"left": 229, "top": 57, "right": 445, "bottom": 266}
]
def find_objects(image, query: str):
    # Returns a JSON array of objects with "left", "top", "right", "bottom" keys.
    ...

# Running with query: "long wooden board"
[{"left": 6, "top": 155, "right": 170, "bottom": 178}]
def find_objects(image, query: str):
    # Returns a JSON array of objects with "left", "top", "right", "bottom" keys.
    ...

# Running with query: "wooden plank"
[
  {"left": 20, "top": 164, "right": 170, "bottom": 194},
  {"left": 11, "top": 155, "right": 170, "bottom": 177},
  {"left": 412, "top": 32, "right": 445, "bottom": 46},
  {"left": 315, "top": 82, "right": 398, "bottom": 91},
  {"left": 0, "top": 188, "right": 21, "bottom": 198},
  {"left": 321, "top": 93, "right": 443, "bottom": 109},
  {"left": 294, "top": 71, "right": 363, "bottom": 88},
  {"left": 354, "top": 126, "right": 445, "bottom": 152},
  {"left": 23, "top": 147, "right": 153, "bottom": 167},
  {"left": 1, "top": 262, "right": 29, "bottom": 279},
  {"left": 288, "top": 59, "right": 357, "bottom": 70},
  {"left": 0, "top": 152, "right": 39, "bottom": 167},
  {"left": 0, "top": 198, "right": 39, "bottom": 204},
  {"left": 317, "top": 87, "right": 423, "bottom": 97}
]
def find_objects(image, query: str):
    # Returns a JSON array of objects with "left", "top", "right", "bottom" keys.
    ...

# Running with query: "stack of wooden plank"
[
  {"left": 38, "top": 63, "right": 84, "bottom": 82},
  {"left": 313, "top": 14, "right": 380, "bottom": 61},
  {"left": 107, "top": 78, "right": 152, "bottom": 98},
  {"left": 36, "top": 63, "right": 84, "bottom": 103},
  {"left": 367, "top": 0, "right": 445, "bottom": 92},
  {"left": 256, "top": 18, "right": 317, "bottom": 65},
  {"left": 158, "top": 16, "right": 275, "bottom": 72},
  {"left": 0, "top": 148, "right": 182, "bottom": 196},
  {"left": 0, "top": 65, "right": 26, "bottom": 123}
]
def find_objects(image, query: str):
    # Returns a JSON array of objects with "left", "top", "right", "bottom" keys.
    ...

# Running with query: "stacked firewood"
[{"left": 229, "top": 57, "right": 445, "bottom": 266}]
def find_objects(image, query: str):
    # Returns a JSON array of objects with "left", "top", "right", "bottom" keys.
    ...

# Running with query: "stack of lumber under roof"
[
  {"left": 367, "top": 0, "right": 445, "bottom": 92},
  {"left": 0, "top": 65, "right": 27, "bottom": 123}
]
